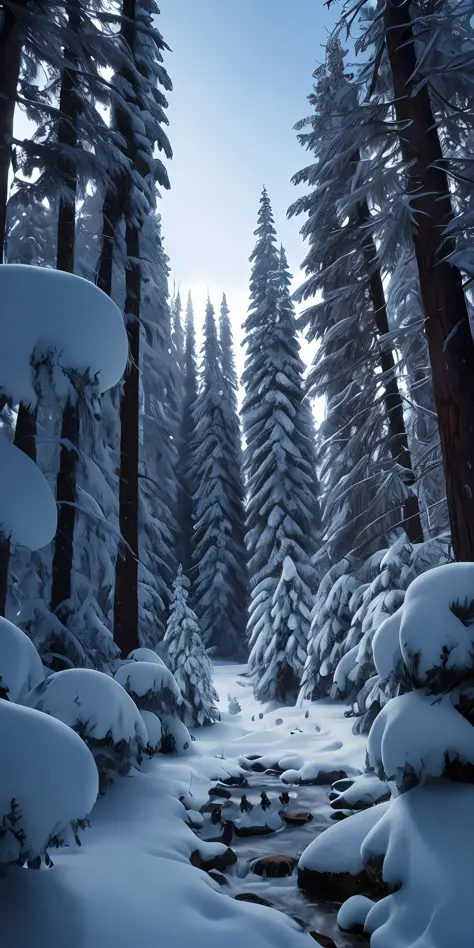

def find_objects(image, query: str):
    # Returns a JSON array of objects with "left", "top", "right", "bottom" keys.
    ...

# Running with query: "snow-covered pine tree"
[
  {"left": 192, "top": 298, "right": 247, "bottom": 658},
  {"left": 163, "top": 565, "right": 219, "bottom": 726},
  {"left": 289, "top": 38, "right": 422, "bottom": 570},
  {"left": 139, "top": 213, "right": 179, "bottom": 646},
  {"left": 94, "top": 0, "right": 172, "bottom": 656},
  {"left": 176, "top": 292, "right": 198, "bottom": 575},
  {"left": 218, "top": 292, "right": 248, "bottom": 654},
  {"left": 171, "top": 289, "right": 184, "bottom": 376},
  {"left": 242, "top": 191, "right": 319, "bottom": 701}
]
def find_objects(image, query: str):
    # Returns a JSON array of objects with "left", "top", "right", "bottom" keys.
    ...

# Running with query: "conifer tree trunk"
[
  {"left": 113, "top": 218, "right": 140, "bottom": 656},
  {"left": 357, "top": 199, "right": 424, "bottom": 543},
  {"left": 50, "top": 0, "right": 81, "bottom": 618},
  {"left": 0, "top": 6, "right": 21, "bottom": 262},
  {"left": 383, "top": 0, "right": 474, "bottom": 561}
]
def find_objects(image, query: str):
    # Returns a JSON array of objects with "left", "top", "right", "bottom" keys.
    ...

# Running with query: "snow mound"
[
  {"left": 114, "top": 661, "right": 182, "bottom": 714},
  {"left": 400, "top": 562, "right": 474, "bottom": 690},
  {"left": 0, "top": 616, "right": 44, "bottom": 702},
  {"left": 367, "top": 690, "right": 474, "bottom": 792},
  {"left": 26, "top": 668, "right": 147, "bottom": 789},
  {"left": 127, "top": 648, "right": 166, "bottom": 667},
  {"left": 160, "top": 713, "right": 193, "bottom": 754},
  {"left": 299, "top": 801, "right": 390, "bottom": 876},
  {"left": 361, "top": 785, "right": 474, "bottom": 948},
  {"left": 372, "top": 609, "right": 404, "bottom": 681},
  {"left": 0, "top": 699, "right": 98, "bottom": 865},
  {"left": 0, "top": 438, "right": 57, "bottom": 549},
  {"left": 331, "top": 772, "right": 390, "bottom": 810},
  {"left": 0, "top": 264, "right": 128, "bottom": 405},
  {"left": 337, "top": 895, "right": 375, "bottom": 933}
]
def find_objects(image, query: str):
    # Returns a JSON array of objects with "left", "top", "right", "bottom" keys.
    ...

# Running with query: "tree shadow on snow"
[{"left": 0, "top": 865, "right": 84, "bottom": 948}]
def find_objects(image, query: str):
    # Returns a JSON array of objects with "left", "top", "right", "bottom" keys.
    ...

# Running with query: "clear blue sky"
[{"left": 158, "top": 0, "right": 337, "bottom": 362}]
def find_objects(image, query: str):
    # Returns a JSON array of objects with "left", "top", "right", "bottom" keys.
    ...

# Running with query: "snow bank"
[
  {"left": 299, "top": 801, "right": 390, "bottom": 877},
  {"left": 0, "top": 699, "right": 98, "bottom": 865},
  {"left": 337, "top": 895, "right": 374, "bottom": 933},
  {"left": 0, "top": 438, "right": 57, "bottom": 549},
  {"left": 400, "top": 562, "right": 474, "bottom": 690},
  {"left": 330, "top": 772, "right": 390, "bottom": 810},
  {"left": 367, "top": 690, "right": 474, "bottom": 791},
  {"left": 362, "top": 785, "right": 474, "bottom": 947},
  {"left": 0, "top": 616, "right": 44, "bottom": 701},
  {"left": 0, "top": 265, "right": 128, "bottom": 405},
  {"left": 26, "top": 668, "right": 147, "bottom": 788}
]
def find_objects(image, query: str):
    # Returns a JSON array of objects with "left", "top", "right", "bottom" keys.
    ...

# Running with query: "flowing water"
[{"left": 196, "top": 771, "right": 368, "bottom": 947}]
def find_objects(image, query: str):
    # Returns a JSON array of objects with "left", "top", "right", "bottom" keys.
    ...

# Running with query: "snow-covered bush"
[
  {"left": 0, "top": 699, "right": 98, "bottom": 868},
  {"left": 0, "top": 616, "right": 44, "bottom": 702},
  {"left": 127, "top": 647, "right": 166, "bottom": 667},
  {"left": 162, "top": 566, "right": 219, "bottom": 726},
  {"left": 26, "top": 668, "right": 147, "bottom": 791},
  {"left": 0, "top": 438, "right": 58, "bottom": 551},
  {"left": 114, "top": 661, "right": 182, "bottom": 716}
]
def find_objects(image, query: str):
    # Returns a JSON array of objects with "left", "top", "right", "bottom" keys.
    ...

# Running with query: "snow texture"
[
  {"left": 331, "top": 772, "right": 390, "bottom": 809},
  {"left": 362, "top": 785, "right": 474, "bottom": 948},
  {"left": 114, "top": 661, "right": 182, "bottom": 713},
  {"left": 140, "top": 710, "right": 162, "bottom": 753},
  {"left": 127, "top": 648, "right": 166, "bottom": 667},
  {"left": 367, "top": 689, "right": 474, "bottom": 792},
  {"left": 0, "top": 699, "right": 98, "bottom": 864},
  {"left": 0, "top": 617, "right": 44, "bottom": 702},
  {"left": 0, "top": 437, "right": 57, "bottom": 549},
  {"left": 0, "top": 265, "right": 128, "bottom": 405},
  {"left": 372, "top": 608, "right": 404, "bottom": 681}
]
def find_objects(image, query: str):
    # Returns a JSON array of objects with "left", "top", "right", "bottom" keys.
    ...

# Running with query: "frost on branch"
[
  {"left": 26, "top": 668, "right": 147, "bottom": 792},
  {"left": 0, "top": 699, "right": 98, "bottom": 868}
]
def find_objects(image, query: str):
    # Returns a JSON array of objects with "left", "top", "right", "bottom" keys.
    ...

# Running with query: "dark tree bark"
[
  {"left": 0, "top": 6, "right": 21, "bottom": 262},
  {"left": 357, "top": 199, "right": 424, "bottom": 543},
  {"left": 96, "top": 0, "right": 141, "bottom": 655},
  {"left": 50, "top": 0, "right": 81, "bottom": 620},
  {"left": 383, "top": 0, "right": 474, "bottom": 561},
  {"left": 113, "top": 220, "right": 140, "bottom": 656},
  {"left": 50, "top": 394, "right": 79, "bottom": 614}
]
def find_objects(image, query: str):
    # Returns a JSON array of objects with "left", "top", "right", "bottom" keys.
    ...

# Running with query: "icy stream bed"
[{"left": 197, "top": 772, "right": 367, "bottom": 947}]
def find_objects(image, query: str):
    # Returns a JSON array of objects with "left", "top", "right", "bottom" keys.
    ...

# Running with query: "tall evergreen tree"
[
  {"left": 242, "top": 191, "right": 320, "bottom": 701},
  {"left": 176, "top": 292, "right": 198, "bottom": 574},
  {"left": 171, "top": 289, "right": 184, "bottom": 376},
  {"left": 163, "top": 565, "right": 220, "bottom": 726},
  {"left": 94, "top": 0, "right": 172, "bottom": 656},
  {"left": 192, "top": 298, "right": 248, "bottom": 658}
]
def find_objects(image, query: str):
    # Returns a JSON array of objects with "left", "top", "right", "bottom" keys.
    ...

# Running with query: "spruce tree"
[
  {"left": 192, "top": 298, "right": 248, "bottom": 658},
  {"left": 242, "top": 191, "right": 320, "bottom": 701},
  {"left": 163, "top": 565, "right": 219, "bottom": 727},
  {"left": 176, "top": 292, "right": 198, "bottom": 574}
]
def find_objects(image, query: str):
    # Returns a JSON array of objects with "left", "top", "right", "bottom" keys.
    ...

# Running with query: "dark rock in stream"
[
  {"left": 298, "top": 865, "right": 380, "bottom": 901},
  {"left": 309, "top": 933, "right": 338, "bottom": 947},
  {"left": 252, "top": 854, "right": 296, "bottom": 878},
  {"left": 204, "top": 820, "right": 234, "bottom": 845},
  {"left": 281, "top": 810, "right": 313, "bottom": 826},
  {"left": 301, "top": 769, "right": 349, "bottom": 786},
  {"left": 233, "top": 822, "right": 277, "bottom": 838},
  {"left": 209, "top": 786, "right": 232, "bottom": 799},
  {"left": 208, "top": 870, "right": 228, "bottom": 886},
  {"left": 190, "top": 847, "right": 237, "bottom": 873},
  {"left": 234, "top": 893, "right": 274, "bottom": 908},
  {"left": 220, "top": 774, "right": 248, "bottom": 787}
]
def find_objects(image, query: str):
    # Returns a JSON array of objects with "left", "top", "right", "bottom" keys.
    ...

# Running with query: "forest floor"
[{"left": 1, "top": 662, "right": 367, "bottom": 948}]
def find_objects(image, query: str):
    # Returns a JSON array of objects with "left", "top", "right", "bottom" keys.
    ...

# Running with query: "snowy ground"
[{"left": 1, "top": 662, "right": 366, "bottom": 948}]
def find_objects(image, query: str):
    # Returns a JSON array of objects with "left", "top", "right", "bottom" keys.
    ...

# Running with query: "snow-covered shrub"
[
  {"left": 160, "top": 713, "right": 193, "bottom": 754},
  {"left": 114, "top": 661, "right": 182, "bottom": 716},
  {"left": 0, "top": 616, "right": 44, "bottom": 702},
  {"left": 26, "top": 668, "right": 147, "bottom": 791},
  {"left": 0, "top": 438, "right": 58, "bottom": 551},
  {"left": 162, "top": 566, "right": 219, "bottom": 726},
  {"left": 127, "top": 647, "right": 166, "bottom": 667},
  {"left": 0, "top": 699, "right": 98, "bottom": 868},
  {"left": 140, "top": 710, "right": 162, "bottom": 754},
  {"left": 400, "top": 562, "right": 474, "bottom": 692}
]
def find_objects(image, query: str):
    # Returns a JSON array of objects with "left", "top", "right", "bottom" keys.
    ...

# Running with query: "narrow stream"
[{"left": 196, "top": 771, "right": 368, "bottom": 947}]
